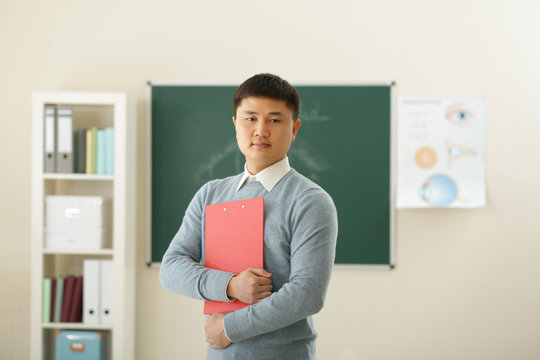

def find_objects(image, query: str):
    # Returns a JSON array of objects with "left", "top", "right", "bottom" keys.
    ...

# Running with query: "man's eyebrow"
[{"left": 241, "top": 110, "right": 284, "bottom": 116}]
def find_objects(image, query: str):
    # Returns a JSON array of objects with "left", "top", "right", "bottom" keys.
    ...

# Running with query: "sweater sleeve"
[
  {"left": 159, "top": 183, "right": 236, "bottom": 303},
  {"left": 223, "top": 188, "right": 338, "bottom": 342}
]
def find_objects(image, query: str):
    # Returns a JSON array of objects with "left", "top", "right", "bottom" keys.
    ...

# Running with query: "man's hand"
[
  {"left": 227, "top": 268, "right": 273, "bottom": 304},
  {"left": 205, "top": 313, "right": 232, "bottom": 349}
]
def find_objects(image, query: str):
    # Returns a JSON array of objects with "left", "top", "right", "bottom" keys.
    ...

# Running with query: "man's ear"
[
  {"left": 232, "top": 116, "right": 236, "bottom": 126},
  {"left": 292, "top": 119, "right": 301, "bottom": 141}
]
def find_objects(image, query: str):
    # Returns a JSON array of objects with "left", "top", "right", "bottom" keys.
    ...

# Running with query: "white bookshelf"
[{"left": 31, "top": 92, "right": 136, "bottom": 360}]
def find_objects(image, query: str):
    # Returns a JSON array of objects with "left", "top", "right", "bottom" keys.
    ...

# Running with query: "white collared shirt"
[{"left": 236, "top": 157, "right": 291, "bottom": 192}]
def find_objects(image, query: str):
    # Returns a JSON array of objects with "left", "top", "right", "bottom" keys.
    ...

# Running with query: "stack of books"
[
  {"left": 74, "top": 127, "right": 115, "bottom": 175},
  {"left": 44, "top": 106, "right": 114, "bottom": 174},
  {"left": 42, "top": 276, "right": 83, "bottom": 323}
]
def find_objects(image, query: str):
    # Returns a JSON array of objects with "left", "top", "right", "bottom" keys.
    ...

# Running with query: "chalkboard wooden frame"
[{"left": 147, "top": 82, "right": 396, "bottom": 268}]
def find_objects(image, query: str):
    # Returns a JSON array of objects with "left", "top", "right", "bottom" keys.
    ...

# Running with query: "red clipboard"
[{"left": 204, "top": 197, "right": 264, "bottom": 315}]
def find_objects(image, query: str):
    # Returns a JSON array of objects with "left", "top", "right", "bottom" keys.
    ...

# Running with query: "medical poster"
[{"left": 397, "top": 97, "right": 485, "bottom": 208}]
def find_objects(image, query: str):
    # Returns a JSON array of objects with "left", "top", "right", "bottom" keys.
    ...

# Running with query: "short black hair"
[{"left": 233, "top": 73, "right": 300, "bottom": 120}]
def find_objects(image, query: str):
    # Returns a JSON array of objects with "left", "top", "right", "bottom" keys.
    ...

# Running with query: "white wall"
[{"left": 1, "top": 0, "right": 539, "bottom": 359}]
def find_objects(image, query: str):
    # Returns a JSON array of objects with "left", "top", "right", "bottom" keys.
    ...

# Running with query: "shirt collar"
[{"left": 236, "top": 157, "right": 291, "bottom": 192}]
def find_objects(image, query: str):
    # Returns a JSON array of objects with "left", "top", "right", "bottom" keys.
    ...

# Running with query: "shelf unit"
[{"left": 31, "top": 92, "right": 136, "bottom": 360}]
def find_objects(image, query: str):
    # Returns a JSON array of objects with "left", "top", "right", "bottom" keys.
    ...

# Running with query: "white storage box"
[
  {"left": 45, "top": 227, "right": 109, "bottom": 250},
  {"left": 46, "top": 196, "right": 111, "bottom": 228},
  {"left": 44, "top": 196, "right": 111, "bottom": 250}
]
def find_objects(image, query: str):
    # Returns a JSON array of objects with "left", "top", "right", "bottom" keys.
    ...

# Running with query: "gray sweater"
[{"left": 160, "top": 169, "right": 338, "bottom": 360}]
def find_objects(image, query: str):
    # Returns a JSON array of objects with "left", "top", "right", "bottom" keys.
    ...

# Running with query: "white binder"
[
  {"left": 44, "top": 106, "right": 56, "bottom": 173},
  {"left": 100, "top": 259, "right": 114, "bottom": 325},
  {"left": 56, "top": 107, "right": 74, "bottom": 173},
  {"left": 83, "top": 259, "right": 101, "bottom": 325}
]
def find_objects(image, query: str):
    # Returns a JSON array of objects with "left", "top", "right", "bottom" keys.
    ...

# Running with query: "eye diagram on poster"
[{"left": 397, "top": 97, "right": 485, "bottom": 208}]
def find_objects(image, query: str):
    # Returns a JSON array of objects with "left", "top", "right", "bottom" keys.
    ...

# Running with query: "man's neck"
[{"left": 246, "top": 158, "right": 286, "bottom": 175}]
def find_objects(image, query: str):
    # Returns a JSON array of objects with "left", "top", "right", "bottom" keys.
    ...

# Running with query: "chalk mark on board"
[
  {"left": 195, "top": 139, "right": 240, "bottom": 183},
  {"left": 300, "top": 103, "right": 331, "bottom": 122},
  {"left": 289, "top": 140, "right": 331, "bottom": 181}
]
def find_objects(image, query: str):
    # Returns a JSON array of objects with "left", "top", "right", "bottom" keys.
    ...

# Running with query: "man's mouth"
[{"left": 252, "top": 142, "right": 270, "bottom": 148}]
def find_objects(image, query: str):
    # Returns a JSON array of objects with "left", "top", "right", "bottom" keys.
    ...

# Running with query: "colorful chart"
[{"left": 397, "top": 97, "right": 485, "bottom": 208}]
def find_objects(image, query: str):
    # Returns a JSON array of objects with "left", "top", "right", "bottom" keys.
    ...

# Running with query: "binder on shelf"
[
  {"left": 56, "top": 107, "right": 74, "bottom": 173},
  {"left": 74, "top": 129, "right": 86, "bottom": 173},
  {"left": 42, "top": 278, "right": 51, "bottom": 323},
  {"left": 69, "top": 276, "right": 83, "bottom": 322},
  {"left": 44, "top": 106, "right": 56, "bottom": 173},
  {"left": 54, "top": 277, "right": 65, "bottom": 323},
  {"left": 100, "top": 260, "right": 114, "bottom": 325},
  {"left": 61, "top": 276, "right": 76, "bottom": 322},
  {"left": 96, "top": 129, "right": 106, "bottom": 175},
  {"left": 91, "top": 127, "right": 97, "bottom": 174},
  {"left": 204, "top": 197, "right": 264, "bottom": 315},
  {"left": 81, "top": 129, "right": 87, "bottom": 173},
  {"left": 85, "top": 128, "right": 92, "bottom": 174},
  {"left": 105, "top": 127, "right": 114, "bottom": 175},
  {"left": 50, "top": 278, "right": 56, "bottom": 322},
  {"left": 83, "top": 260, "right": 101, "bottom": 325},
  {"left": 86, "top": 127, "right": 97, "bottom": 174}
]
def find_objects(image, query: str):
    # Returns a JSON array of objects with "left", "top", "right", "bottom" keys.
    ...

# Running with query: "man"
[{"left": 160, "top": 73, "right": 338, "bottom": 359}]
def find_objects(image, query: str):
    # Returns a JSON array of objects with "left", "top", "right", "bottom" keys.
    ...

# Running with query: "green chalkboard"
[{"left": 149, "top": 84, "right": 394, "bottom": 266}]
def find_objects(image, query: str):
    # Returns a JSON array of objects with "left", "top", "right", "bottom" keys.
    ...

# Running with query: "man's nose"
[{"left": 254, "top": 122, "right": 269, "bottom": 137}]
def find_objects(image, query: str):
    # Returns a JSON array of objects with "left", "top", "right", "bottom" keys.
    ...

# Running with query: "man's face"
[{"left": 233, "top": 96, "right": 301, "bottom": 174}]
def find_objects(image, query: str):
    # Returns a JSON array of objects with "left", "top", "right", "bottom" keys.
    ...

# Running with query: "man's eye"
[
  {"left": 270, "top": 119, "right": 280, "bottom": 123},
  {"left": 246, "top": 117, "right": 255, "bottom": 121}
]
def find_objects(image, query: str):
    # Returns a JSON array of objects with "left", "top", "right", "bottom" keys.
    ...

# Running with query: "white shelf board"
[
  {"left": 42, "top": 248, "right": 114, "bottom": 256},
  {"left": 43, "top": 174, "right": 114, "bottom": 181},
  {"left": 34, "top": 91, "right": 126, "bottom": 106},
  {"left": 42, "top": 322, "right": 113, "bottom": 330}
]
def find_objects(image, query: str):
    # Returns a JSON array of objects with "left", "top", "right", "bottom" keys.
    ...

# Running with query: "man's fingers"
[
  {"left": 258, "top": 284, "right": 273, "bottom": 292},
  {"left": 248, "top": 268, "right": 272, "bottom": 277},
  {"left": 257, "top": 277, "right": 272, "bottom": 286},
  {"left": 255, "top": 292, "right": 272, "bottom": 303}
]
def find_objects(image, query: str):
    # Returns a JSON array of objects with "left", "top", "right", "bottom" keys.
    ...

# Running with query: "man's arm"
[
  {"left": 204, "top": 267, "right": 274, "bottom": 350},
  {"left": 159, "top": 183, "right": 274, "bottom": 305},
  {"left": 159, "top": 183, "right": 236, "bottom": 303},
  {"left": 218, "top": 189, "right": 338, "bottom": 343}
]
